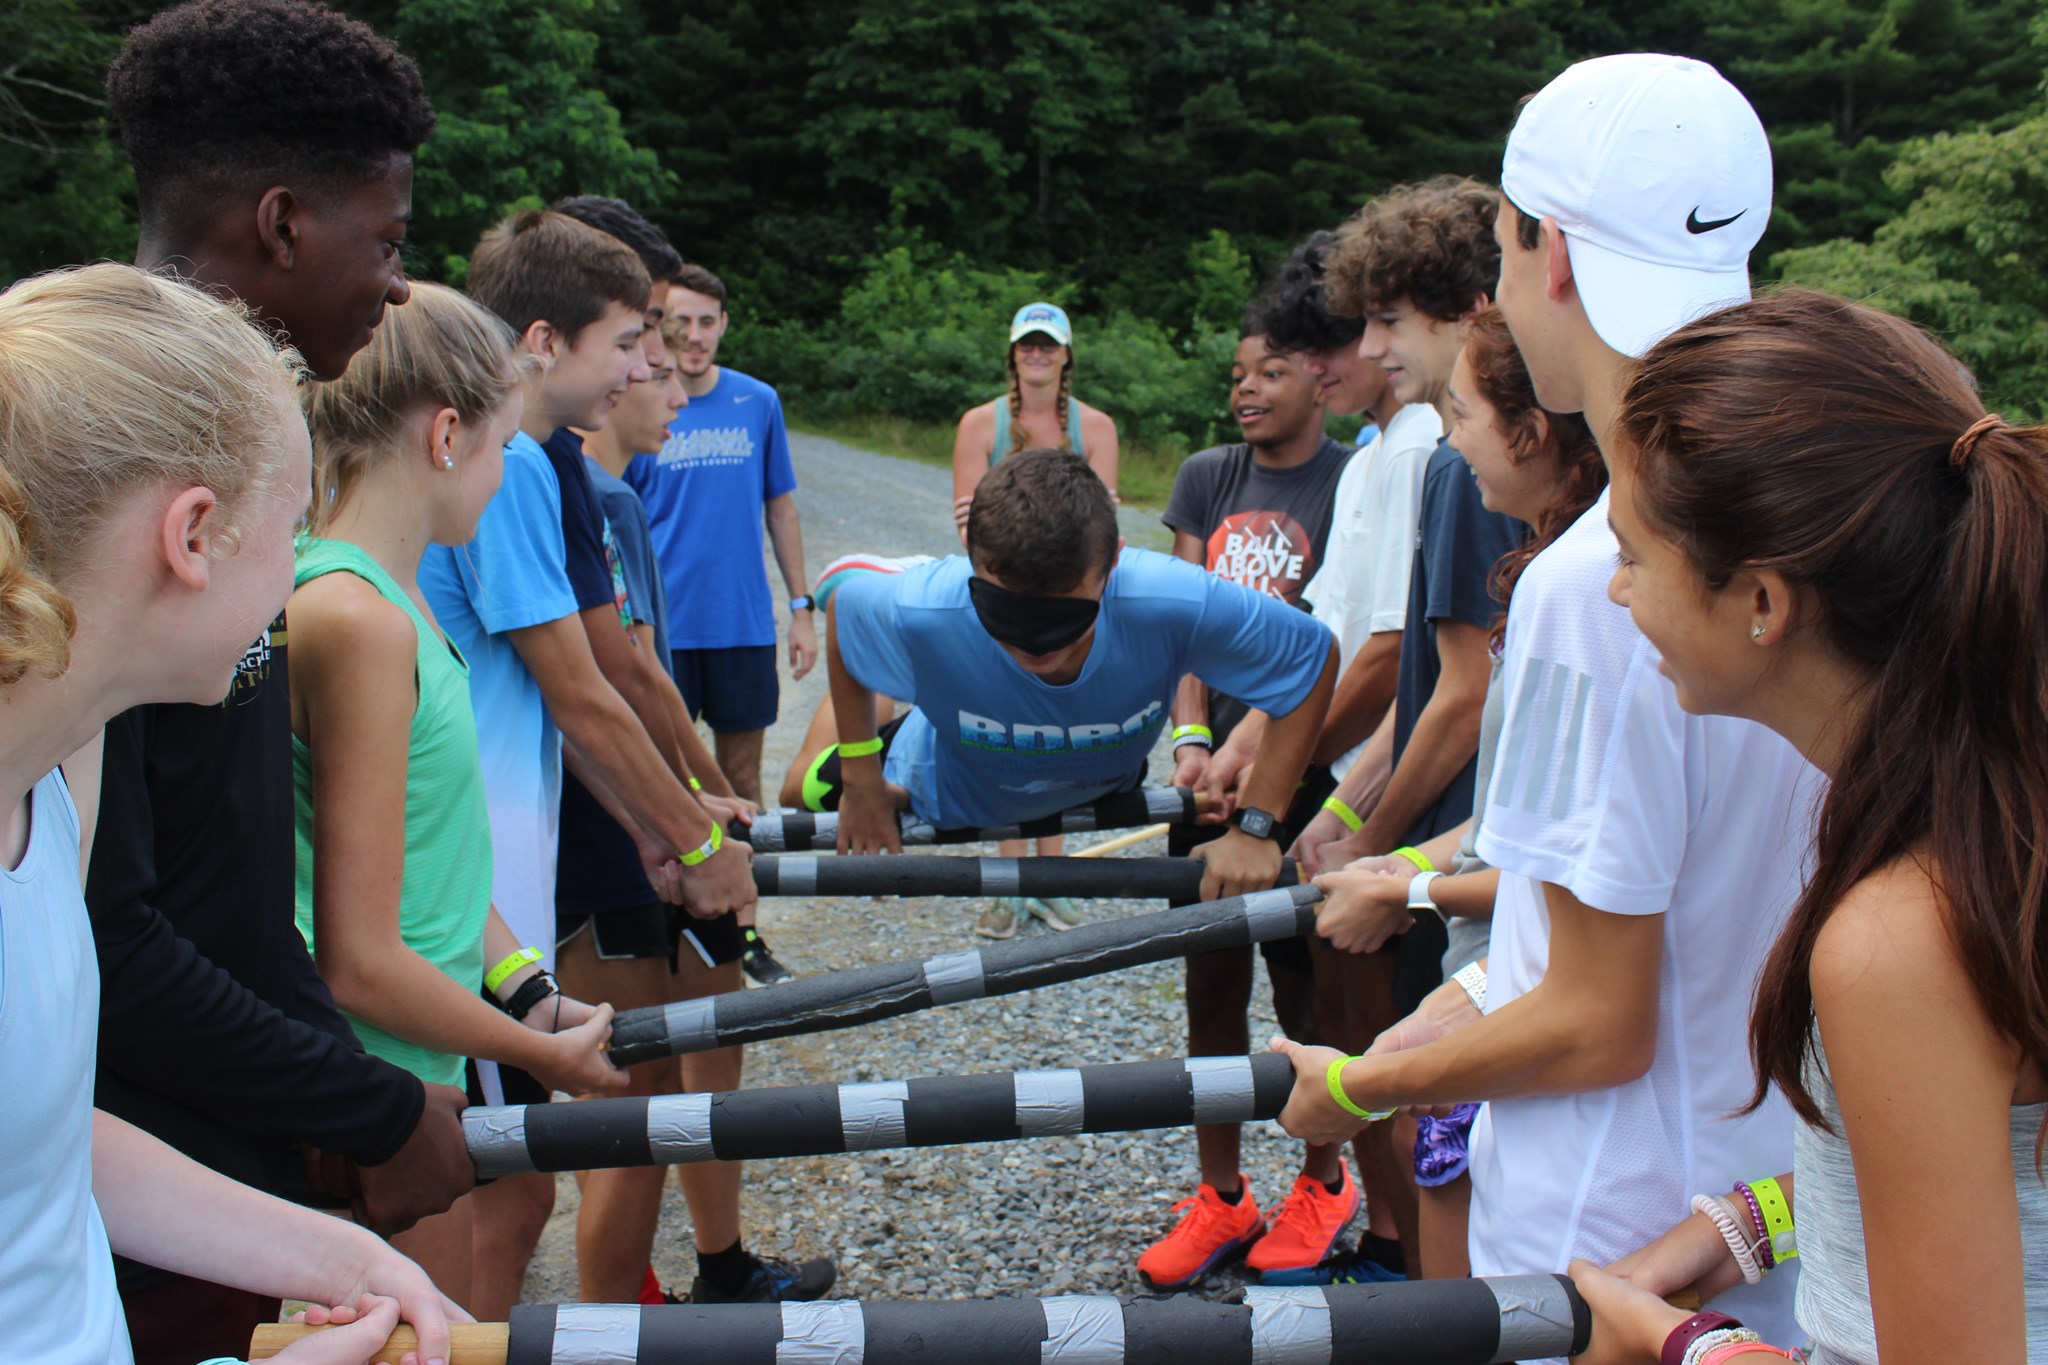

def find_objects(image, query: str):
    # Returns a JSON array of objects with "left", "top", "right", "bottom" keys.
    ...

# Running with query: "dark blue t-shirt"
[
  {"left": 1390, "top": 437, "right": 1524, "bottom": 845},
  {"left": 548, "top": 431, "right": 661, "bottom": 916},
  {"left": 541, "top": 428, "right": 618, "bottom": 614}
]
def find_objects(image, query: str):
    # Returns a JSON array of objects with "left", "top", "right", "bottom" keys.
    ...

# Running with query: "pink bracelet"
[
  {"left": 1699, "top": 1342, "right": 1803, "bottom": 1363},
  {"left": 1735, "top": 1182, "right": 1774, "bottom": 1270}
]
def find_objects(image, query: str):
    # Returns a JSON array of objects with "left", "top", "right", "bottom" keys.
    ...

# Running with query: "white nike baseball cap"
[{"left": 1502, "top": 53, "right": 1772, "bottom": 359}]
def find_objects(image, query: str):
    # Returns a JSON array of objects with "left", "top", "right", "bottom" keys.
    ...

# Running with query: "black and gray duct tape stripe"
[
  {"left": 464, "top": 1053, "right": 1293, "bottom": 1177},
  {"left": 741, "top": 786, "right": 1199, "bottom": 853},
  {"left": 503, "top": 1275, "right": 1590, "bottom": 1364},
  {"left": 753, "top": 854, "right": 1302, "bottom": 899},
  {"left": 605, "top": 884, "right": 1321, "bottom": 1066}
]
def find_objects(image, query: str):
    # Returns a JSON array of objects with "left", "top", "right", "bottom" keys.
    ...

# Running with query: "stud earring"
[
  {"left": 441, "top": 456, "right": 455, "bottom": 470},
  {"left": 1751, "top": 624, "right": 1767, "bottom": 641}
]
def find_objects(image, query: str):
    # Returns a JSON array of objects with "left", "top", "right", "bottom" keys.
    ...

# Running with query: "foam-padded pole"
[
  {"left": 607, "top": 884, "right": 1322, "bottom": 1066},
  {"left": 484, "top": 1275, "right": 1590, "bottom": 1363},
  {"left": 753, "top": 853, "right": 1301, "bottom": 899},
  {"left": 462, "top": 1053, "right": 1295, "bottom": 1177},
  {"left": 739, "top": 786, "right": 1206, "bottom": 852}
]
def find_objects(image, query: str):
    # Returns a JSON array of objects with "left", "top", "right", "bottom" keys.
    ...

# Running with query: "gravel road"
[{"left": 523, "top": 434, "right": 1312, "bottom": 1306}]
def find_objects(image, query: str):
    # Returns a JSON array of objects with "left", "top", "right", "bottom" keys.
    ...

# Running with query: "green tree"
[
  {"left": 0, "top": 0, "right": 147, "bottom": 278},
  {"left": 347, "top": 0, "right": 670, "bottom": 282},
  {"left": 1773, "top": 109, "right": 2048, "bottom": 419}
]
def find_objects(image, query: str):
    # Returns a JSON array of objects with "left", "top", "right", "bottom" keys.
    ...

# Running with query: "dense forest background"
[{"left": 5, "top": 0, "right": 2045, "bottom": 475}]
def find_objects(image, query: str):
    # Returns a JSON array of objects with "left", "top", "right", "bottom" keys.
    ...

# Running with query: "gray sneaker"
[
  {"left": 975, "top": 896, "right": 1025, "bottom": 939},
  {"left": 1029, "top": 897, "right": 1084, "bottom": 929}
]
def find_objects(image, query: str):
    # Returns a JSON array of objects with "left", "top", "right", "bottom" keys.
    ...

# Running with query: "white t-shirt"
[
  {"left": 1300, "top": 402, "right": 1441, "bottom": 778},
  {"left": 0, "top": 770, "right": 130, "bottom": 1364},
  {"left": 1468, "top": 492, "right": 1815, "bottom": 1346}
]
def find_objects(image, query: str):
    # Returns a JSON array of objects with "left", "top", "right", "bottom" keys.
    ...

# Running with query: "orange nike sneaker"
[
  {"left": 1136, "top": 1179, "right": 1264, "bottom": 1289},
  {"left": 1246, "top": 1166, "right": 1360, "bottom": 1284}
]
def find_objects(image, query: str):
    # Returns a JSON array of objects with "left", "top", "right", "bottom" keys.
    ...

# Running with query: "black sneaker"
[
  {"left": 690, "top": 1251, "right": 837, "bottom": 1303},
  {"left": 741, "top": 928, "right": 795, "bottom": 986}
]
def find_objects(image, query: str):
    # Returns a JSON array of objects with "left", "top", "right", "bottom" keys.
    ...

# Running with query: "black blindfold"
[{"left": 968, "top": 575, "right": 1100, "bottom": 656}]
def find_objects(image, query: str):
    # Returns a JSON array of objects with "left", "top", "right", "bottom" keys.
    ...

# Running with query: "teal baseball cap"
[{"left": 1009, "top": 301, "right": 1073, "bottom": 346}]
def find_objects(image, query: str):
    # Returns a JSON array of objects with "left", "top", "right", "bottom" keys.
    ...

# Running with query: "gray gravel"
[{"left": 523, "top": 434, "right": 1312, "bottom": 1305}]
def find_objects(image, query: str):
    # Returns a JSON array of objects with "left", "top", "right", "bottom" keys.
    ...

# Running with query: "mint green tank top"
[
  {"left": 990, "top": 395, "right": 1088, "bottom": 464},
  {"left": 291, "top": 537, "right": 493, "bottom": 1087}
]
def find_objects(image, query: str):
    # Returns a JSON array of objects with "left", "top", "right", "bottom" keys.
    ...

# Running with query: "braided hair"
[{"left": 1005, "top": 345, "right": 1076, "bottom": 456}]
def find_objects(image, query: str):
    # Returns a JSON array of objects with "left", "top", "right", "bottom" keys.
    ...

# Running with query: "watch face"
[{"left": 1236, "top": 808, "right": 1276, "bottom": 840}]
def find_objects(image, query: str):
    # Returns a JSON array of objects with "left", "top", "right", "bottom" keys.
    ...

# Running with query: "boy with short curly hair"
[
  {"left": 93, "top": 3, "right": 468, "bottom": 1360},
  {"left": 1284, "top": 175, "right": 1524, "bottom": 1282}
]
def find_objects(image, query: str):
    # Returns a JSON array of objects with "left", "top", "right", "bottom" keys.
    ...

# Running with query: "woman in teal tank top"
[
  {"left": 291, "top": 284, "right": 624, "bottom": 1299},
  {"left": 951, "top": 301, "right": 1121, "bottom": 545},
  {"left": 947, "top": 303, "right": 1124, "bottom": 938}
]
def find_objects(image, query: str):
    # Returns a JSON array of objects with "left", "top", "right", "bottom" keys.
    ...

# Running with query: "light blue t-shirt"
[
  {"left": 834, "top": 548, "right": 1332, "bottom": 829},
  {"left": 626, "top": 367, "right": 798, "bottom": 651},
  {"left": 418, "top": 429, "right": 578, "bottom": 957}
]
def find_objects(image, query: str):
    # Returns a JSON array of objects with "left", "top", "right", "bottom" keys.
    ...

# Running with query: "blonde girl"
[
  {"left": 293, "top": 283, "right": 625, "bottom": 1300},
  {"left": 0, "top": 262, "right": 461, "bottom": 1365}
]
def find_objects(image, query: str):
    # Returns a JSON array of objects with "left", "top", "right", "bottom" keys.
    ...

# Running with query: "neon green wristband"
[
  {"left": 1324, "top": 1054, "right": 1395, "bottom": 1122},
  {"left": 678, "top": 820, "right": 724, "bottom": 867},
  {"left": 484, "top": 946, "right": 542, "bottom": 995},
  {"left": 1171, "top": 724, "right": 1213, "bottom": 749},
  {"left": 1749, "top": 1176, "right": 1797, "bottom": 1263},
  {"left": 1392, "top": 845, "right": 1435, "bottom": 874},
  {"left": 838, "top": 736, "right": 885, "bottom": 759},
  {"left": 1322, "top": 795, "right": 1363, "bottom": 832}
]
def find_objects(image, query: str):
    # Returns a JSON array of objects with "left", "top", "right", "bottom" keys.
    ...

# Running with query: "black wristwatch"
[
  {"left": 1233, "top": 807, "right": 1279, "bottom": 841},
  {"left": 789, "top": 594, "right": 815, "bottom": 613},
  {"left": 502, "top": 970, "right": 560, "bottom": 1023}
]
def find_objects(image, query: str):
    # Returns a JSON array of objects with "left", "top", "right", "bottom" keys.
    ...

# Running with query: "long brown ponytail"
[{"left": 1618, "top": 287, "right": 2048, "bottom": 1126}]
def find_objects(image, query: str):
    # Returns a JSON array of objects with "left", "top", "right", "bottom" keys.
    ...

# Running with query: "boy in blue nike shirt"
[{"left": 825, "top": 450, "right": 1337, "bottom": 906}]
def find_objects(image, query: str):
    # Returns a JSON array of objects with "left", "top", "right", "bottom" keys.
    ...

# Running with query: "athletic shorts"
[
  {"left": 1170, "top": 765, "right": 1337, "bottom": 977},
  {"left": 798, "top": 714, "right": 910, "bottom": 812},
  {"left": 672, "top": 644, "right": 778, "bottom": 733},
  {"left": 466, "top": 1048, "right": 550, "bottom": 1110},
  {"left": 556, "top": 903, "right": 746, "bottom": 971}
]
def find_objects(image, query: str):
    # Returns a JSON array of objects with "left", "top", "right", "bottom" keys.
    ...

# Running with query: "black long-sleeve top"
[{"left": 86, "top": 615, "right": 422, "bottom": 1294}]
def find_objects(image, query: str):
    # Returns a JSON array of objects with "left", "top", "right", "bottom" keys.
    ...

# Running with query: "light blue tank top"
[
  {"left": 0, "top": 769, "right": 130, "bottom": 1363},
  {"left": 990, "top": 396, "right": 1088, "bottom": 463}
]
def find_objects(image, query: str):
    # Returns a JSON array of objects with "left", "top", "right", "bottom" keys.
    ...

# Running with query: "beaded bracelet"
[
  {"left": 1735, "top": 1181, "right": 1773, "bottom": 1270},
  {"left": 1684, "top": 1330, "right": 1762, "bottom": 1365},
  {"left": 1689, "top": 1193, "right": 1764, "bottom": 1286}
]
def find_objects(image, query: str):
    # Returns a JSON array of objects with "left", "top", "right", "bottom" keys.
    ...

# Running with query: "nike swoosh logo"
[
  {"left": 1686, "top": 207, "right": 1746, "bottom": 234},
  {"left": 733, "top": 393, "right": 754, "bottom": 403}
]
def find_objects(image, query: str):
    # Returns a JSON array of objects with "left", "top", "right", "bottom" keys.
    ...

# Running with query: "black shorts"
[
  {"left": 672, "top": 644, "right": 779, "bottom": 733},
  {"left": 1170, "top": 764, "right": 1337, "bottom": 975},
  {"left": 465, "top": 1049, "right": 550, "bottom": 1109},
  {"left": 798, "top": 714, "right": 909, "bottom": 812},
  {"left": 556, "top": 903, "right": 747, "bottom": 971}
]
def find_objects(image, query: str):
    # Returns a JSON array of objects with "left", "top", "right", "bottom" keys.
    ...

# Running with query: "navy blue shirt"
[
  {"left": 541, "top": 428, "right": 618, "bottom": 614},
  {"left": 548, "top": 431, "right": 660, "bottom": 916},
  {"left": 1390, "top": 438, "right": 1524, "bottom": 846}
]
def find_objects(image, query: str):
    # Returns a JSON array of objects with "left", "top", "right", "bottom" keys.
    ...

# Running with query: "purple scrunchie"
[{"left": 1412, "top": 1104, "right": 1481, "bottom": 1187}]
